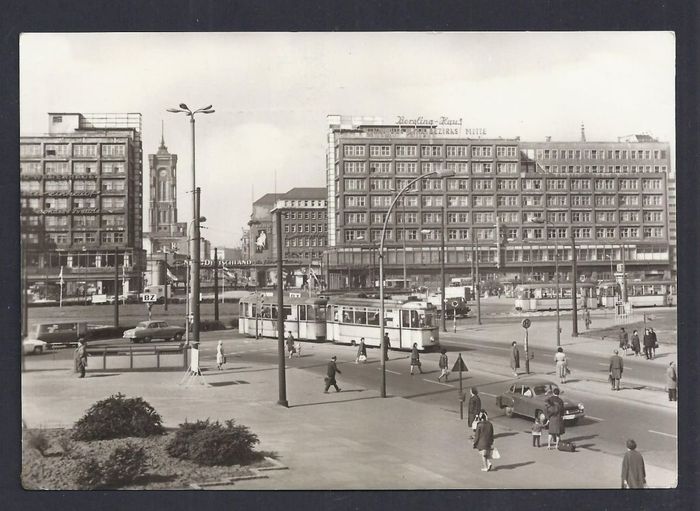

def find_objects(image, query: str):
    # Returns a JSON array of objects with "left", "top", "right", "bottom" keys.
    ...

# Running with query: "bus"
[
  {"left": 238, "top": 293, "right": 328, "bottom": 340},
  {"left": 514, "top": 283, "right": 596, "bottom": 312},
  {"left": 326, "top": 296, "right": 439, "bottom": 351}
]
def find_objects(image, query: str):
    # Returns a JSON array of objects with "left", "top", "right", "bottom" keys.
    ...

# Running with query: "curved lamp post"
[
  {"left": 530, "top": 217, "right": 560, "bottom": 347},
  {"left": 378, "top": 169, "right": 454, "bottom": 398},
  {"left": 167, "top": 104, "right": 214, "bottom": 348}
]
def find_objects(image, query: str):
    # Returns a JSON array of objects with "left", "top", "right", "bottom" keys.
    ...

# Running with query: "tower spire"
[
  {"left": 160, "top": 120, "right": 165, "bottom": 148},
  {"left": 580, "top": 122, "right": 586, "bottom": 142}
]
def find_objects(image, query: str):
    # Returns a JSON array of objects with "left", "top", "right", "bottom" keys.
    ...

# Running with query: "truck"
[
  {"left": 426, "top": 293, "right": 471, "bottom": 318},
  {"left": 30, "top": 321, "right": 92, "bottom": 346}
]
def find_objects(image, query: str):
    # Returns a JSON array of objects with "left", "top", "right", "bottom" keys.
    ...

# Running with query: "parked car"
[
  {"left": 496, "top": 379, "right": 585, "bottom": 424},
  {"left": 122, "top": 320, "right": 185, "bottom": 343},
  {"left": 23, "top": 338, "right": 48, "bottom": 355},
  {"left": 32, "top": 321, "right": 91, "bottom": 346}
]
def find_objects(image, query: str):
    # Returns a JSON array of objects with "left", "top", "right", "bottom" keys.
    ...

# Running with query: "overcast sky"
[{"left": 20, "top": 32, "right": 675, "bottom": 248}]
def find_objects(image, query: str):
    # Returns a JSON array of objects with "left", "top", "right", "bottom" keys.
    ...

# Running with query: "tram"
[
  {"left": 238, "top": 293, "right": 328, "bottom": 340},
  {"left": 596, "top": 281, "right": 620, "bottom": 308},
  {"left": 626, "top": 280, "right": 674, "bottom": 308},
  {"left": 326, "top": 296, "right": 440, "bottom": 351},
  {"left": 514, "top": 283, "right": 597, "bottom": 312}
]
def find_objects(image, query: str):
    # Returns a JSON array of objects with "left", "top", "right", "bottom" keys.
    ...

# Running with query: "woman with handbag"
[
  {"left": 409, "top": 343, "right": 424, "bottom": 375},
  {"left": 467, "top": 387, "right": 481, "bottom": 439},
  {"left": 555, "top": 347, "right": 568, "bottom": 384},
  {"left": 473, "top": 410, "right": 496, "bottom": 472},
  {"left": 216, "top": 340, "right": 226, "bottom": 371}
]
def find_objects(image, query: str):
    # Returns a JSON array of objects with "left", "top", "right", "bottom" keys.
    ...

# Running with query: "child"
[{"left": 531, "top": 416, "right": 544, "bottom": 447}]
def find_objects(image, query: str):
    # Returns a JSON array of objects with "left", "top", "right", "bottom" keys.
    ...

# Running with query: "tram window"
[
  {"left": 368, "top": 310, "right": 379, "bottom": 326},
  {"left": 343, "top": 309, "right": 353, "bottom": 323},
  {"left": 284, "top": 305, "right": 293, "bottom": 319},
  {"left": 402, "top": 310, "right": 410, "bottom": 328},
  {"left": 411, "top": 311, "right": 419, "bottom": 328},
  {"left": 331, "top": 306, "right": 339, "bottom": 322},
  {"left": 299, "top": 305, "right": 307, "bottom": 321},
  {"left": 355, "top": 309, "right": 367, "bottom": 325},
  {"left": 271, "top": 305, "right": 279, "bottom": 320},
  {"left": 384, "top": 310, "right": 395, "bottom": 327}
]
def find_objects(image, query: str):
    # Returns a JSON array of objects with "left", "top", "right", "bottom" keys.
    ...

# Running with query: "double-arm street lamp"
[
  {"left": 529, "top": 217, "right": 560, "bottom": 347},
  {"left": 167, "top": 103, "right": 214, "bottom": 348},
  {"left": 378, "top": 169, "right": 454, "bottom": 398}
]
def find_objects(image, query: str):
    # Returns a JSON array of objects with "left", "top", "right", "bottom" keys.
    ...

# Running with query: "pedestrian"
[
  {"left": 409, "top": 343, "right": 424, "bottom": 375},
  {"left": 355, "top": 338, "right": 367, "bottom": 364},
  {"left": 584, "top": 308, "right": 591, "bottom": 330},
  {"left": 74, "top": 339, "right": 88, "bottom": 378},
  {"left": 473, "top": 410, "right": 495, "bottom": 472},
  {"left": 383, "top": 332, "right": 391, "bottom": 361},
  {"left": 531, "top": 415, "right": 544, "bottom": 448},
  {"left": 609, "top": 349, "right": 624, "bottom": 391},
  {"left": 437, "top": 348, "right": 449, "bottom": 382},
  {"left": 216, "top": 340, "right": 225, "bottom": 371},
  {"left": 467, "top": 387, "right": 481, "bottom": 439},
  {"left": 621, "top": 439, "right": 646, "bottom": 489},
  {"left": 286, "top": 331, "right": 296, "bottom": 359},
  {"left": 323, "top": 355, "right": 342, "bottom": 393},
  {"left": 546, "top": 389, "right": 565, "bottom": 449},
  {"left": 643, "top": 328, "right": 653, "bottom": 360},
  {"left": 510, "top": 341, "right": 520, "bottom": 377},
  {"left": 650, "top": 328, "right": 658, "bottom": 358},
  {"left": 618, "top": 328, "right": 629, "bottom": 355},
  {"left": 554, "top": 346, "right": 568, "bottom": 384},
  {"left": 631, "top": 329, "right": 641, "bottom": 357},
  {"left": 666, "top": 361, "right": 677, "bottom": 402}
]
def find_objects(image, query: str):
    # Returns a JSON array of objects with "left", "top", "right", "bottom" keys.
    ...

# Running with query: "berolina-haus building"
[{"left": 324, "top": 115, "right": 675, "bottom": 292}]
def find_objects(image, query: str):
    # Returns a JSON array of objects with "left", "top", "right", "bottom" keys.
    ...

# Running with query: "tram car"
[
  {"left": 238, "top": 293, "right": 328, "bottom": 340},
  {"left": 514, "top": 283, "right": 596, "bottom": 312}
]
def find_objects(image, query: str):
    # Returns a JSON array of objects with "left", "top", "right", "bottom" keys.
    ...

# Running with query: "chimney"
[{"left": 580, "top": 123, "right": 586, "bottom": 142}]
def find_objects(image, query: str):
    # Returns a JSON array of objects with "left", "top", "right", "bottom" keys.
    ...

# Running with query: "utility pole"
[
  {"left": 475, "top": 234, "right": 481, "bottom": 325},
  {"left": 192, "top": 187, "right": 201, "bottom": 347},
  {"left": 113, "top": 248, "right": 119, "bottom": 327},
  {"left": 402, "top": 198, "right": 407, "bottom": 288},
  {"left": 214, "top": 247, "right": 219, "bottom": 321},
  {"left": 571, "top": 231, "right": 579, "bottom": 337},
  {"left": 275, "top": 209, "right": 288, "bottom": 407},
  {"left": 441, "top": 205, "right": 447, "bottom": 333}
]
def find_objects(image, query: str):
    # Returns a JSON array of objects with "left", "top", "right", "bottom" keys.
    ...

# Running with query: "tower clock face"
[{"left": 159, "top": 169, "right": 168, "bottom": 178}]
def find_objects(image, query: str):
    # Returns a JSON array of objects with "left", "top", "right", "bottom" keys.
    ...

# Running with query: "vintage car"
[
  {"left": 496, "top": 379, "right": 585, "bottom": 424},
  {"left": 122, "top": 320, "right": 185, "bottom": 343},
  {"left": 23, "top": 338, "right": 48, "bottom": 355},
  {"left": 32, "top": 321, "right": 91, "bottom": 346}
]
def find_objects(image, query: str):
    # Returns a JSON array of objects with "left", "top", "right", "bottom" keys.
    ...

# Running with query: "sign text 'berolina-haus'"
[{"left": 359, "top": 116, "right": 487, "bottom": 138}]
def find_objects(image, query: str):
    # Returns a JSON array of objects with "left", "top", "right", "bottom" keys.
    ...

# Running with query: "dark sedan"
[{"left": 496, "top": 379, "right": 585, "bottom": 424}]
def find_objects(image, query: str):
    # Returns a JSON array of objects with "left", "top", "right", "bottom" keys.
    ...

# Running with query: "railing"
[{"left": 85, "top": 344, "right": 188, "bottom": 371}]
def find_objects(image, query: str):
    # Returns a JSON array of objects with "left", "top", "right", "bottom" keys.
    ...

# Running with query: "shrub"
[
  {"left": 75, "top": 443, "right": 148, "bottom": 489},
  {"left": 229, "top": 318, "right": 239, "bottom": 329},
  {"left": 167, "top": 419, "right": 260, "bottom": 466},
  {"left": 26, "top": 430, "right": 50, "bottom": 456},
  {"left": 57, "top": 434, "right": 75, "bottom": 456},
  {"left": 72, "top": 393, "right": 165, "bottom": 441},
  {"left": 199, "top": 320, "right": 226, "bottom": 332}
]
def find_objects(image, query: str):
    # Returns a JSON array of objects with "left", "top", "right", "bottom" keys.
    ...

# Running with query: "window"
[
  {"left": 595, "top": 178, "right": 615, "bottom": 190},
  {"left": 497, "top": 179, "right": 518, "bottom": 190},
  {"left": 422, "top": 212, "right": 443, "bottom": 224},
  {"left": 343, "top": 145, "right": 365, "bottom": 157},
  {"left": 369, "top": 162, "right": 391, "bottom": 174},
  {"left": 447, "top": 179, "right": 469, "bottom": 190},
  {"left": 571, "top": 211, "right": 591, "bottom": 223},
  {"left": 472, "top": 162, "right": 493, "bottom": 174},
  {"left": 475, "top": 228, "right": 494, "bottom": 240},
  {"left": 423, "top": 179, "right": 443, "bottom": 191},
  {"left": 619, "top": 195, "right": 640, "bottom": 207},
  {"left": 547, "top": 211, "right": 567, "bottom": 223},
  {"left": 522, "top": 195, "right": 542, "bottom": 207},
  {"left": 396, "top": 178, "right": 419, "bottom": 191},
  {"left": 472, "top": 146, "right": 493, "bottom": 158},
  {"left": 496, "top": 162, "right": 517, "bottom": 174},
  {"left": 73, "top": 144, "right": 98, "bottom": 157},
  {"left": 573, "top": 228, "right": 591, "bottom": 239},
  {"left": 570, "top": 179, "right": 591, "bottom": 190},
  {"left": 596, "top": 227, "right": 616, "bottom": 238},
  {"left": 45, "top": 162, "right": 70, "bottom": 174},
  {"left": 595, "top": 195, "right": 615, "bottom": 207},
  {"left": 421, "top": 229, "right": 442, "bottom": 241},
  {"left": 398, "top": 212, "right": 418, "bottom": 224},
  {"left": 496, "top": 146, "right": 518, "bottom": 158},
  {"left": 421, "top": 162, "right": 444, "bottom": 174},
  {"left": 473, "top": 212, "right": 495, "bottom": 224},
  {"left": 370, "top": 178, "right": 392, "bottom": 190},
  {"left": 643, "top": 211, "right": 663, "bottom": 222},
  {"left": 447, "top": 212, "right": 469, "bottom": 223},
  {"left": 472, "top": 195, "right": 494, "bottom": 207},
  {"left": 344, "top": 161, "right": 366, "bottom": 173},
  {"left": 620, "top": 211, "right": 639, "bottom": 222},
  {"left": 546, "top": 195, "right": 568, "bottom": 207},
  {"left": 547, "top": 179, "right": 566, "bottom": 190},
  {"left": 20, "top": 144, "right": 42, "bottom": 157},
  {"left": 395, "top": 145, "right": 417, "bottom": 157},
  {"left": 396, "top": 162, "right": 418, "bottom": 174},
  {"left": 571, "top": 195, "right": 591, "bottom": 206},
  {"left": 102, "top": 180, "right": 125, "bottom": 192},
  {"left": 472, "top": 179, "right": 493, "bottom": 190},
  {"left": 46, "top": 233, "right": 69, "bottom": 245},
  {"left": 421, "top": 145, "right": 442, "bottom": 157},
  {"left": 642, "top": 194, "right": 663, "bottom": 206},
  {"left": 546, "top": 227, "right": 568, "bottom": 239},
  {"left": 643, "top": 227, "right": 664, "bottom": 238},
  {"left": 421, "top": 195, "right": 444, "bottom": 207},
  {"left": 523, "top": 228, "right": 543, "bottom": 240},
  {"left": 596, "top": 211, "right": 616, "bottom": 222},
  {"left": 619, "top": 179, "right": 638, "bottom": 190},
  {"left": 44, "top": 198, "right": 69, "bottom": 210},
  {"left": 73, "top": 161, "right": 96, "bottom": 174},
  {"left": 620, "top": 227, "right": 639, "bottom": 239},
  {"left": 497, "top": 195, "right": 518, "bottom": 207},
  {"left": 344, "top": 178, "right": 366, "bottom": 191},
  {"left": 522, "top": 179, "right": 542, "bottom": 190},
  {"left": 642, "top": 178, "right": 662, "bottom": 190},
  {"left": 102, "top": 162, "right": 125, "bottom": 174},
  {"left": 369, "top": 145, "right": 391, "bottom": 157},
  {"left": 447, "top": 195, "right": 469, "bottom": 207},
  {"left": 101, "top": 197, "right": 125, "bottom": 209},
  {"left": 44, "top": 216, "right": 69, "bottom": 229},
  {"left": 45, "top": 144, "right": 70, "bottom": 157},
  {"left": 21, "top": 198, "right": 41, "bottom": 210},
  {"left": 446, "top": 162, "right": 469, "bottom": 174},
  {"left": 44, "top": 180, "right": 70, "bottom": 192},
  {"left": 345, "top": 213, "right": 366, "bottom": 224},
  {"left": 446, "top": 145, "right": 468, "bottom": 157},
  {"left": 20, "top": 181, "right": 41, "bottom": 193},
  {"left": 20, "top": 162, "right": 42, "bottom": 175},
  {"left": 101, "top": 144, "right": 126, "bottom": 157},
  {"left": 370, "top": 195, "right": 390, "bottom": 208}
]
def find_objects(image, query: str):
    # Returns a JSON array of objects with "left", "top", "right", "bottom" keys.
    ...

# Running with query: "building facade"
[
  {"left": 20, "top": 113, "right": 145, "bottom": 300},
  {"left": 326, "top": 116, "right": 673, "bottom": 290}
]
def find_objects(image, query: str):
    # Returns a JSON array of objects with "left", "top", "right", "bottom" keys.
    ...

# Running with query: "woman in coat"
[
  {"left": 666, "top": 361, "right": 677, "bottom": 401},
  {"left": 554, "top": 347, "right": 568, "bottom": 384},
  {"left": 355, "top": 338, "right": 367, "bottom": 364},
  {"left": 510, "top": 341, "right": 520, "bottom": 377},
  {"left": 216, "top": 340, "right": 225, "bottom": 370},
  {"left": 473, "top": 411, "right": 495, "bottom": 472},
  {"left": 467, "top": 387, "right": 481, "bottom": 438},
  {"left": 409, "top": 343, "right": 423, "bottom": 375},
  {"left": 545, "top": 395, "right": 565, "bottom": 449}
]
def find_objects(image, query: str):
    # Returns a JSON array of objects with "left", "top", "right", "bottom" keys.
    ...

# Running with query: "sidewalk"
[{"left": 22, "top": 342, "right": 677, "bottom": 489}]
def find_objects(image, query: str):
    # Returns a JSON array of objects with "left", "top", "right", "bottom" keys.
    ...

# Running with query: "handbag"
[
  {"left": 222, "top": 355, "right": 227, "bottom": 364},
  {"left": 491, "top": 447, "right": 501, "bottom": 460},
  {"left": 471, "top": 419, "right": 478, "bottom": 431},
  {"left": 358, "top": 354, "right": 367, "bottom": 362}
]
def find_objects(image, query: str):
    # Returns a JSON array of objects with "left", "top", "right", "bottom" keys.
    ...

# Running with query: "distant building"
[{"left": 20, "top": 112, "right": 145, "bottom": 300}]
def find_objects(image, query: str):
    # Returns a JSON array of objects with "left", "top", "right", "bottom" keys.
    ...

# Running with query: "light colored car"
[
  {"left": 123, "top": 320, "right": 185, "bottom": 343},
  {"left": 23, "top": 338, "right": 48, "bottom": 355},
  {"left": 496, "top": 379, "right": 585, "bottom": 424}
]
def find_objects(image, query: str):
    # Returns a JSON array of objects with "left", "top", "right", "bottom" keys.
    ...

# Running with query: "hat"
[{"left": 626, "top": 439, "right": 637, "bottom": 450}]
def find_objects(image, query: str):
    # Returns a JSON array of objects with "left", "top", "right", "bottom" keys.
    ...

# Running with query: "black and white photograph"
[{"left": 18, "top": 31, "right": 679, "bottom": 491}]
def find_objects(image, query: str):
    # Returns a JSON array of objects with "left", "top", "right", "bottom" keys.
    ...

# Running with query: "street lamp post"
[
  {"left": 571, "top": 231, "right": 579, "bottom": 337},
  {"left": 379, "top": 170, "right": 454, "bottom": 398},
  {"left": 474, "top": 233, "right": 481, "bottom": 325},
  {"left": 167, "top": 103, "right": 215, "bottom": 349},
  {"left": 530, "top": 217, "right": 560, "bottom": 347},
  {"left": 441, "top": 205, "right": 447, "bottom": 333}
]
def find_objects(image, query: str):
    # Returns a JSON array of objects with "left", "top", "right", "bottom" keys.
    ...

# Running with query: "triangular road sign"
[{"left": 452, "top": 356, "right": 468, "bottom": 372}]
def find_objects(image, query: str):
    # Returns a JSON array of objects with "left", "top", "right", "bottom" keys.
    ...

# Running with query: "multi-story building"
[
  {"left": 326, "top": 115, "right": 673, "bottom": 289},
  {"left": 20, "top": 112, "right": 145, "bottom": 300}
]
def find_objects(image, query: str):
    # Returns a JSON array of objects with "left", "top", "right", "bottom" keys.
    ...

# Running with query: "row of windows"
[
  {"left": 343, "top": 194, "right": 664, "bottom": 208},
  {"left": 21, "top": 197, "right": 126, "bottom": 210},
  {"left": 284, "top": 237, "right": 326, "bottom": 247},
  {"left": 282, "top": 210, "right": 327, "bottom": 220},
  {"left": 540, "top": 164, "right": 668, "bottom": 174},
  {"left": 534, "top": 148, "right": 667, "bottom": 160},
  {"left": 343, "top": 144, "right": 518, "bottom": 159},
  {"left": 283, "top": 223, "right": 327, "bottom": 233},
  {"left": 343, "top": 226, "right": 665, "bottom": 242},
  {"left": 20, "top": 143, "right": 127, "bottom": 158},
  {"left": 20, "top": 161, "right": 126, "bottom": 175},
  {"left": 21, "top": 180, "right": 126, "bottom": 193},
  {"left": 22, "top": 214, "right": 125, "bottom": 228},
  {"left": 342, "top": 161, "right": 519, "bottom": 175},
  {"left": 23, "top": 231, "right": 126, "bottom": 245}
]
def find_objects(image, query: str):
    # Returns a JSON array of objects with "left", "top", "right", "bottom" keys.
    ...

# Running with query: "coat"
[
  {"left": 546, "top": 396, "right": 566, "bottom": 435},
  {"left": 618, "top": 331, "right": 629, "bottom": 348},
  {"left": 473, "top": 419, "right": 494, "bottom": 450},
  {"left": 467, "top": 395, "right": 482, "bottom": 426},
  {"left": 510, "top": 346, "right": 520, "bottom": 370},
  {"left": 650, "top": 330, "right": 658, "bottom": 346},
  {"left": 438, "top": 354, "right": 448, "bottom": 369},
  {"left": 621, "top": 450, "right": 646, "bottom": 488},
  {"left": 631, "top": 333, "right": 641, "bottom": 352},
  {"left": 326, "top": 361, "right": 341, "bottom": 382},
  {"left": 357, "top": 342, "right": 367, "bottom": 357},
  {"left": 666, "top": 365, "right": 677, "bottom": 390},
  {"left": 216, "top": 344, "right": 225, "bottom": 365},
  {"left": 609, "top": 355, "right": 624, "bottom": 379},
  {"left": 410, "top": 347, "right": 420, "bottom": 365},
  {"left": 643, "top": 332, "right": 653, "bottom": 348}
]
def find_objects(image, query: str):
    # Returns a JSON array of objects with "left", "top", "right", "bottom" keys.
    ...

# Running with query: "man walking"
[
  {"left": 650, "top": 328, "right": 658, "bottom": 358},
  {"left": 621, "top": 439, "right": 646, "bottom": 488},
  {"left": 643, "top": 328, "right": 653, "bottom": 360},
  {"left": 383, "top": 332, "right": 391, "bottom": 361},
  {"left": 510, "top": 341, "right": 520, "bottom": 377},
  {"left": 618, "top": 328, "right": 629, "bottom": 355},
  {"left": 437, "top": 348, "right": 449, "bottom": 382},
  {"left": 473, "top": 410, "right": 495, "bottom": 472},
  {"left": 286, "top": 331, "right": 296, "bottom": 359},
  {"left": 584, "top": 307, "right": 591, "bottom": 330},
  {"left": 666, "top": 361, "right": 677, "bottom": 402},
  {"left": 609, "top": 349, "right": 624, "bottom": 391},
  {"left": 74, "top": 339, "right": 88, "bottom": 378},
  {"left": 324, "top": 355, "right": 342, "bottom": 393},
  {"left": 631, "top": 329, "right": 641, "bottom": 357}
]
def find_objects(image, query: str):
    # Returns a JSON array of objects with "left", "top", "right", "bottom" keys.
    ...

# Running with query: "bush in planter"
[
  {"left": 166, "top": 419, "right": 260, "bottom": 466},
  {"left": 199, "top": 320, "right": 226, "bottom": 332},
  {"left": 75, "top": 443, "right": 148, "bottom": 489},
  {"left": 72, "top": 393, "right": 164, "bottom": 441}
]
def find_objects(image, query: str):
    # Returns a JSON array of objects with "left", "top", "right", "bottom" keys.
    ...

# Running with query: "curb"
[{"left": 187, "top": 457, "right": 288, "bottom": 489}]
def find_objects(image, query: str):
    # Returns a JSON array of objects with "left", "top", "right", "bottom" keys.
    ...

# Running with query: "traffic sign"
[
  {"left": 452, "top": 356, "right": 468, "bottom": 372},
  {"left": 451, "top": 300, "right": 459, "bottom": 308},
  {"left": 142, "top": 293, "right": 158, "bottom": 303},
  {"left": 521, "top": 318, "right": 531, "bottom": 329}
]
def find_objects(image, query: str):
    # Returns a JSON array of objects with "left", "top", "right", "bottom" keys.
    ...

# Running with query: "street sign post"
[
  {"left": 522, "top": 318, "right": 531, "bottom": 374},
  {"left": 452, "top": 353, "right": 469, "bottom": 419},
  {"left": 451, "top": 300, "right": 459, "bottom": 333}
]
